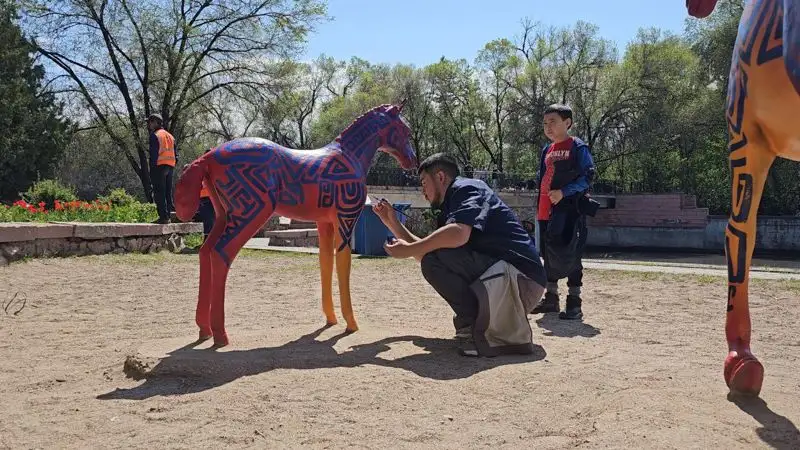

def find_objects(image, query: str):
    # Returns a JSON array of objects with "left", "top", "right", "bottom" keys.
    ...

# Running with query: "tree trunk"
[{"left": 136, "top": 148, "right": 153, "bottom": 202}]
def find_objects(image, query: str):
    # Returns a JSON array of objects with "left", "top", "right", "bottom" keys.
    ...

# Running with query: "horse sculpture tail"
[{"left": 175, "top": 152, "right": 212, "bottom": 223}]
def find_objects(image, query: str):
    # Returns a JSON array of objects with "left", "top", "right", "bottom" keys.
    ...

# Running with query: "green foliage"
[
  {"left": 0, "top": 2, "right": 72, "bottom": 201},
  {"left": 98, "top": 188, "right": 137, "bottom": 207},
  {"left": 21, "top": 179, "right": 77, "bottom": 209},
  {"left": 0, "top": 198, "right": 157, "bottom": 223},
  {"left": 183, "top": 233, "right": 204, "bottom": 249}
]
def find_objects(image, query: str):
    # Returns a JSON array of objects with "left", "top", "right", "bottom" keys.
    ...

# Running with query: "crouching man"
[{"left": 373, "top": 153, "right": 547, "bottom": 356}]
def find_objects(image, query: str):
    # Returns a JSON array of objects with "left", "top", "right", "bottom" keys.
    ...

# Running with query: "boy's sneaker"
[
  {"left": 559, "top": 295, "right": 583, "bottom": 320},
  {"left": 530, "top": 292, "right": 560, "bottom": 314},
  {"left": 454, "top": 325, "right": 473, "bottom": 340}
]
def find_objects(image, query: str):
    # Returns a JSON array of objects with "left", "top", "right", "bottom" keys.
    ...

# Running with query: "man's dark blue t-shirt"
[{"left": 435, "top": 176, "right": 546, "bottom": 286}]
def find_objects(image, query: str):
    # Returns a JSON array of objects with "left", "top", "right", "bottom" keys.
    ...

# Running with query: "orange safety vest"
[
  {"left": 155, "top": 129, "right": 176, "bottom": 167},
  {"left": 200, "top": 180, "right": 210, "bottom": 198}
]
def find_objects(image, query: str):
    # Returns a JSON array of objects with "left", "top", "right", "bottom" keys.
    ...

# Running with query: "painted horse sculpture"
[
  {"left": 687, "top": 0, "right": 800, "bottom": 396},
  {"left": 175, "top": 102, "right": 417, "bottom": 348}
]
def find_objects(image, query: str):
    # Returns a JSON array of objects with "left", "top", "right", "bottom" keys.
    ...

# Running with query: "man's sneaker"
[
  {"left": 559, "top": 295, "right": 584, "bottom": 320},
  {"left": 530, "top": 292, "right": 560, "bottom": 314}
]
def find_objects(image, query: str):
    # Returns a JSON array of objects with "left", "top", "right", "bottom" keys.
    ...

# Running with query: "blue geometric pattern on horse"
[
  {"left": 726, "top": 0, "right": 789, "bottom": 156},
  {"left": 339, "top": 111, "right": 391, "bottom": 162},
  {"left": 738, "top": 2, "right": 770, "bottom": 65},
  {"left": 334, "top": 181, "right": 366, "bottom": 251},
  {"left": 278, "top": 179, "right": 305, "bottom": 206},
  {"left": 321, "top": 158, "right": 359, "bottom": 181},
  {"left": 757, "top": 1, "right": 783, "bottom": 65},
  {"left": 214, "top": 165, "right": 269, "bottom": 266},
  {"left": 214, "top": 138, "right": 368, "bottom": 253},
  {"left": 318, "top": 181, "right": 334, "bottom": 208},
  {"left": 784, "top": 0, "right": 800, "bottom": 93},
  {"left": 241, "top": 164, "right": 274, "bottom": 197},
  {"left": 727, "top": 70, "right": 749, "bottom": 153},
  {"left": 212, "top": 139, "right": 275, "bottom": 165}
]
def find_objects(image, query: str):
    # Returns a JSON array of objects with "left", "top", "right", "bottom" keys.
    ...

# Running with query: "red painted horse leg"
[
  {"left": 195, "top": 206, "right": 227, "bottom": 341},
  {"left": 724, "top": 132, "right": 775, "bottom": 397},
  {"left": 317, "top": 221, "right": 337, "bottom": 325},
  {"left": 208, "top": 209, "right": 275, "bottom": 348},
  {"left": 334, "top": 231, "right": 358, "bottom": 332}
]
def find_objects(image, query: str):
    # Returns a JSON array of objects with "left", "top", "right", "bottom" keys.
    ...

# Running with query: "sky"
[{"left": 303, "top": 0, "right": 694, "bottom": 66}]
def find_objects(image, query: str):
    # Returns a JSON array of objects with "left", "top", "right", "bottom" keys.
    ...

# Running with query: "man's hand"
[
  {"left": 372, "top": 199, "right": 398, "bottom": 226},
  {"left": 384, "top": 238, "right": 414, "bottom": 259},
  {"left": 548, "top": 189, "right": 564, "bottom": 204}
]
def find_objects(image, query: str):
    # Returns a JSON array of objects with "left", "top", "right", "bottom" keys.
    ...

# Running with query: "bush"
[
  {"left": 22, "top": 179, "right": 78, "bottom": 209},
  {"left": 0, "top": 198, "right": 157, "bottom": 223},
  {"left": 97, "top": 188, "right": 136, "bottom": 207}
]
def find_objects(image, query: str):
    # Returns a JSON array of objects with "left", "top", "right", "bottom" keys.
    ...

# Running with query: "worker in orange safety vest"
[{"left": 147, "top": 113, "right": 177, "bottom": 224}]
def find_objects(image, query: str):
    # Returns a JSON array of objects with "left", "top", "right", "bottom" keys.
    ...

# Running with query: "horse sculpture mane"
[
  {"left": 687, "top": 0, "right": 800, "bottom": 397},
  {"left": 175, "top": 101, "right": 417, "bottom": 348}
]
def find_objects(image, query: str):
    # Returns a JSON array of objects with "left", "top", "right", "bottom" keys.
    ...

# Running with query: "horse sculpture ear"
[{"left": 386, "top": 98, "right": 407, "bottom": 117}]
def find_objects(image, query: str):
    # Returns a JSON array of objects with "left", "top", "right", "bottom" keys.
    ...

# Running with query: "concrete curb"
[{"left": 0, "top": 222, "right": 202, "bottom": 243}]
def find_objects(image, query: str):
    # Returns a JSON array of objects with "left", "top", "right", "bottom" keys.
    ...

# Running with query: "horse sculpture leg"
[
  {"left": 724, "top": 129, "right": 776, "bottom": 397},
  {"left": 335, "top": 230, "right": 358, "bottom": 332},
  {"left": 196, "top": 206, "right": 228, "bottom": 341},
  {"left": 205, "top": 207, "right": 275, "bottom": 348},
  {"left": 317, "top": 221, "right": 338, "bottom": 325}
]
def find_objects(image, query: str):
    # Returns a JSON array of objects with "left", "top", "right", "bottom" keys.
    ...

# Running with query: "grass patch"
[
  {"left": 752, "top": 278, "right": 800, "bottom": 294},
  {"left": 238, "top": 249, "right": 316, "bottom": 259},
  {"left": 595, "top": 269, "right": 725, "bottom": 284},
  {"left": 83, "top": 251, "right": 178, "bottom": 266}
]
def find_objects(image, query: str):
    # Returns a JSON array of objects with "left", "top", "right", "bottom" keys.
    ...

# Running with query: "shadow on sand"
[
  {"left": 97, "top": 325, "right": 546, "bottom": 400},
  {"left": 728, "top": 393, "right": 800, "bottom": 450},
  {"left": 534, "top": 313, "right": 601, "bottom": 338}
]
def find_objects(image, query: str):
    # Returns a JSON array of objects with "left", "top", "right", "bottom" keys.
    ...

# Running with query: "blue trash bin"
[{"left": 352, "top": 201, "right": 411, "bottom": 256}]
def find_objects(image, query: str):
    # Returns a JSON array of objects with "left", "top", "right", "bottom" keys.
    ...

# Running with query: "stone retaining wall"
[{"left": 0, "top": 222, "right": 202, "bottom": 266}]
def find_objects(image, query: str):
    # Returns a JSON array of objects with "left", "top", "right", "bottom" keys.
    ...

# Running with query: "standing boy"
[{"left": 531, "top": 104, "right": 595, "bottom": 320}]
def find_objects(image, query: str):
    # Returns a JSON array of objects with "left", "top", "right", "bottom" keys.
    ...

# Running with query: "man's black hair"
[
  {"left": 417, "top": 152, "right": 460, "bottom": 179},
  {"left": 544, "top": 103, "right": 573, "bottom": 128}
]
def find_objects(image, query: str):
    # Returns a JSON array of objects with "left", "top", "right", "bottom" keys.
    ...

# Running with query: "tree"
[
  {"left": 475, "top": 38, "right": 518, "bottom": 173},
  {"left": 425, "top": 57, "right": 480, "bottom": 167},
  {"left": 21, "top": 0, "right": 327, "bottom": 200},
  {"left": 0, "top": 1, "right": 72, "bottom": 201}
]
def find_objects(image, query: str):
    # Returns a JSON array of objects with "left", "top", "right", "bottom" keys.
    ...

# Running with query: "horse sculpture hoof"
[
  {"left": 345, "top": 324, "right": 359, "bottom": 333},
  {"left": 198, "top": 333, "right": 213, "bottom": 342},
  {"left": 211, "top": 334, "right": 229, "bottom": 349},
  {"left": 725, "top": 352, "right": 764, "bottom": 397}
]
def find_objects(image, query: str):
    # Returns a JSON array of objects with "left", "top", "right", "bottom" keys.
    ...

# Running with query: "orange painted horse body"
[
  {"left": 175, "top": 102, "right": 417, "bottom": 347},
  {"left": 688, "top": 0, "right": 800, "bottom": 396}
]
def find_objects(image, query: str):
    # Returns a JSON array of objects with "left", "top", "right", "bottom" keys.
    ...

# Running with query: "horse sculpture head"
[
  {"left": 374, "top": 99, "right": 418, "bottom": 171},
  {"left": 686, "top": 0, "right": 718, "bottom": 18}
]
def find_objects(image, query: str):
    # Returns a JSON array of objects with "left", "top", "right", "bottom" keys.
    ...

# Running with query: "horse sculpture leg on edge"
[
  {"left": 687, "top": 0, "right": 800, "bottom": 397},
  {"left": 174, "top": 101, "right": 418, "bottom": 348}
]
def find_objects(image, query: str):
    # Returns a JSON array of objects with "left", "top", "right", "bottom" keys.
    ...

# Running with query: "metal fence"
[{"left": 365, "top": 167, "right": 657, "bottom": 194}]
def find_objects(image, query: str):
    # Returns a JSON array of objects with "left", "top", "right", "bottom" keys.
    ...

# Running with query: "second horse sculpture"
[
  {"left": 687, "top": 0, "right": 799, "bottom": 396},
  {"left": 175, "top": 102, "right": 418, "bottom": 348}
]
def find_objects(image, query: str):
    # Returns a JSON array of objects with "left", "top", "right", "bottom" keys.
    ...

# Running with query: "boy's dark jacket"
[
  {"left": 536, "top": 136, "right": 595, "bottom": 203},
  {"left": 536, "top": 136, "right": 597, "bottom": 279}
]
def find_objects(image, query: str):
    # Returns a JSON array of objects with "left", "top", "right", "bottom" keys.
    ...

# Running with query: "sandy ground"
[{"left": 1, "top": 250, "right": 799, "bottom": 449}]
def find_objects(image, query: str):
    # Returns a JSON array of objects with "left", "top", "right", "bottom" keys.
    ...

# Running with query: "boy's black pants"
[
  {"left": 538, "top": 219, "right": 584, "bottom": 288},
  {"left": 196, "top": 198, "right": 215, "bottom": 239}
]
